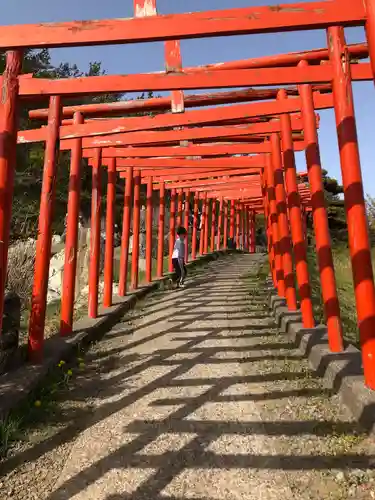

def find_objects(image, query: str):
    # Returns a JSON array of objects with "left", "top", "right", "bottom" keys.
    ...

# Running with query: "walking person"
[{"left": 171, "top": 226, "right": 188, "bottom": 288}]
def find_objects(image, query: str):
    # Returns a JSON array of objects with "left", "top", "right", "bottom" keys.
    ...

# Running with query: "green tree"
[
  {"left": 366, "top": 195, "right": 375, "bottom": 227},
  {"left": 366, "top": 195, "right": 375, "bottom": 245},
  {"left": 303, "top": 169, "right": 347, "bottom": 242},
  {"left": 0, "top": 49, "right": 128, "bottom": 240},
  {"left": 321, "top": 169, "right": 347, "bottom": 241}
]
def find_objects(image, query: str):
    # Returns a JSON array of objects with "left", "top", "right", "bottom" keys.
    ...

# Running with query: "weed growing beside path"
[{"left": 0, "top": 353, "right": 84, "bottom": 459}]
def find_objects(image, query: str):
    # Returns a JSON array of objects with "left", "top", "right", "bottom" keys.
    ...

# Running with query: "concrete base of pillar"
[{"left": 267, "top": 279, "right": 375, "bottom": 432}]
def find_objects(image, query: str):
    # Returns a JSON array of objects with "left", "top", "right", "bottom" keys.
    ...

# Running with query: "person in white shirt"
[{"left": 171, "top": 226, "right": 187, "bottom": 288}]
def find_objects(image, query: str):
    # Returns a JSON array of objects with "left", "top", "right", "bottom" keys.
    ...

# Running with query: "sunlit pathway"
[{"left": 45, "top": 254, "right": 372, "bottom": 500}]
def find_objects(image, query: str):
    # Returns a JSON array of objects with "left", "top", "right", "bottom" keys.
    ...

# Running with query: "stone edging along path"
[
  {"left": 266, "top": 278, "right": 375, "bottom": 433},
  {"left": 0, "top": 250, "right": 232, "bottom": 421}
]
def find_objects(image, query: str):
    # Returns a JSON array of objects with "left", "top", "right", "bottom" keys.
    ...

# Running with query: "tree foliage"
[
  {"left": 321, "top": 169, "right": 347, "bottom": 240},
  {"left": 0, "top": 49, "right": 157, "bottom": 241},
  {"left": 304, "top": 168, "right": 347, "bottom": 241},
  {"left": 366, "top": 195, "right": 375, "bottom": 243}
]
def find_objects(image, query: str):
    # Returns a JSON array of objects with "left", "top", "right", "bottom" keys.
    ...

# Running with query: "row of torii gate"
[{"left": 1, "top": 0, "right": 375, "bottom": 389}]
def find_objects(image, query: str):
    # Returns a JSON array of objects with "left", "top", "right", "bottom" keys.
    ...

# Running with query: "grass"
[
  {"left": 256, "top": 258, "right": 271, "bottom": 283},
  {"left": 0, "top": 415, "right": 22, "bottom": 458},
  {"left": 0, "top": 354, "right": 82, "bottom": 458},
  {"left": 19, "top": 299, "right": 88, "bottom": 346},
  {"left": 254, "top": 241, "right": 368, "bottom": 346},
  {"left": 306, "top": 242, "right": 375, "bottom": 346},
  {"left": 112, "top": 255, "right": 170, "bottom": 285},
  {"left": 255, "top": 242, "right": 375, "bottom": 347}
]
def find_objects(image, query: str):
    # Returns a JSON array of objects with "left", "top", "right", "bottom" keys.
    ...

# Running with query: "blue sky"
[{"left": 2, "top": 0, "right": 375, "bottom": 195}]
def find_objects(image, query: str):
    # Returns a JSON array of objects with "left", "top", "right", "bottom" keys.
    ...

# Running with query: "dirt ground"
[{"left": 1, "top": 254, "right": 375, "bottom": 499}]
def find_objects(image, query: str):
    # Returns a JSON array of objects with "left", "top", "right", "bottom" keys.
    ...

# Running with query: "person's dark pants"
[
  {"left": 172, "top": 258, "right": 187, "bottom": 284},
  {"left": 227, "top": 237, "right": 236, "bottom": 250}
]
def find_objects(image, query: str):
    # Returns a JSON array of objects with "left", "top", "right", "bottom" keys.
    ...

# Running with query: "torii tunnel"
[{"left": 1, "top": 0, "right": 375, "bottom": 392}]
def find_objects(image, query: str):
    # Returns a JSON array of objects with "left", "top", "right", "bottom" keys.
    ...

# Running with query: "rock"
[
  {"left": 348, "top": 485, "right": 357, "bottom": 496},
  {"left": 138, "top": 258, "right": 147, "bottom": 271},
  {"left": 6, "top": 240, "right": 36, "bottom": 307},
  {"left": 51, "top": 234, "right": 62, "bottom": 245},
  {"left": 140, "top": 207, "right": 146, "bottom": 233},
  {"left": 129, "top": 233, "right": 163, "bottom": 258},
  {"left": 352, "top": 469, "right": 366, "bottom": 478},
  {"left": 47, "top": 226, "right": 105, "bottom": 305},
  {"left": 336, "top": 471, "right": 345, "bottom": 482},
  {"left": 139, "top": 232, "right": 146, "bottom": 258},
  {"left": 48, "top": 248, "right": 65, "bottom": 302},
  {"left": 129, "top": 235, "right": 133, "bottom": 255},
  {"left": 113, "top": 225, "right": 121, "bottom": 247}
]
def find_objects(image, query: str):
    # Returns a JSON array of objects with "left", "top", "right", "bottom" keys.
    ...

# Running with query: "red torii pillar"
[
  {"left": 217, "top": 197, "right": 223, "bottom": 251},
  {"left": 131, "top": 170, "right": 141, "bottom": 290},
  {"left": 235, "top": 203, "right": 240, "bottom": 249},
  {"left": 265, "top": 150, "right": 284, "bottom": 297},
  {"left": 278, "top": 89, "right": 314, "bottom": 328},
  {"left": 0, "top": 50, "right": 22, "bottom": 338},
  {"left": 199, "top": 193, "right": 205, "bottom": 256},
  {"left": 103, "top": 158, "right": 116, "bottom": 307},
  {"left": 177, "top": 188, "right": 183, "bottom": 227},
  {"left": 240, "top": 205, "right": 245, "bottom": 250},
  {"left": 88, "top": 149, "right": 102, "bottom": 319},
  {"left": 210, "top": 199, "right": 216, "bottom": 253},
  {"left": 192, "top": 191, "right": 199, "bottom": 260},
  {"left": 183, "top": 188, "right": 190, "bottom": 262},
  {"left": 329, "top": 26, "right": 375, "bottom": 386},
  {"left": 245, "top": 209, "right": 250, "bottom": 252},
  {"left": 245, "top": 208, "right": 249, "bottom": 252},
  {"left": 271, "top": 132, "right": 297, "bottom": 311},
  {"left": 119, "top": 167, "right": 133, "bottom": 295},
  {"left": 60, "top": 111, "right": 83, "bottom": 335},
  {"left": 365, "top": 0, "right": 375, "bottom": 84},
  {"left": 299, "top": 63, "right": 343, "bottom": 352},
  {"left": 28, "top": 96, "right": 61, "bottom": 362},
  {"left": 169, "top": 188, "right": 176, "bottom": 272},
  {"left": 145, "top": 176, "right": 153, "bottom": 283},
  {"left": 157, "top": 182, "right": 165, "bottom": 278},
  {"left": 262, "top": 170, "right": 275, "bottom": 284},
  {"left": 230, "top": 200, "right": 235, "bottom": 240},
  {"left": 204, "top": 194, "right": 210, "bottom": 254},
  {"left": 223, "top": 200, "right": 228, "bottom": 250},
  {"left": 243, "top": 206, "right": 248, "bottom": 251}
]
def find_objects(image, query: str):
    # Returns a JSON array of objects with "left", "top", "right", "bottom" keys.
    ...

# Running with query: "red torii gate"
[
  {"left": 3, "top": 92, "right": 318, "bottom": 350},
  {"left": 74, "top": 104, "right": 312, "bottom": 334},
  {"left": 1, "top": 0, "right": 375, "bottom": 391},
  {"left": 0, "top": 84, "right": 344, "bottom": 352},
  {"left": 65, "top": 81, "right": 330, "bottom": 348}
]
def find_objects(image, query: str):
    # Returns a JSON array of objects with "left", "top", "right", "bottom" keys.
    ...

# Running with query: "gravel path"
[{"left": 1, "top": 253, "right": 375, "bottom": 499}]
